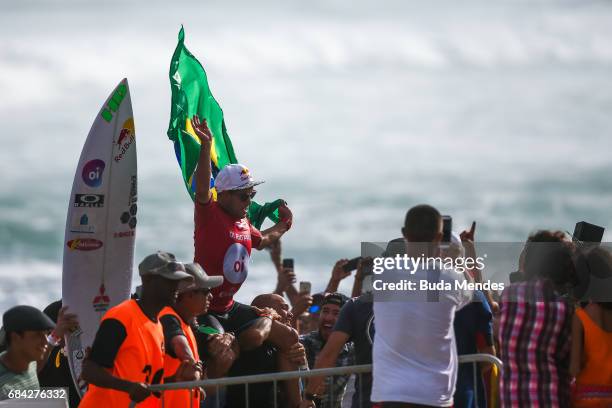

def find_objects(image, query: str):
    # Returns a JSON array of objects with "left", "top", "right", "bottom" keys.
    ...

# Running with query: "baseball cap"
[
  {"left": 138, "top": 251, "right": 193, "bottom": 282},
  {"left": 214, "top": 164, "right": 264, "bottom": 193},
  {"left": 3, "top": 305, "right": 56, "bottom": 333},
  {"left": 180, "top": 263, "right": 224, "bottom": 293},
  {"left": 322, "top": 292, "right": 349, "bottom": 308}
]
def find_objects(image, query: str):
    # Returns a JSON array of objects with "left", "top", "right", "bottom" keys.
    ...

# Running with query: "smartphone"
[
  {"left": 573, "top": 221, "right": 604, "bottom": 243},
  {"left": 442, "top": 216, "right": 452, "bottom": 243},
  {"left": 361, "top": 257, "right": 373, "bottom": 277},
  {"left": 343, "top": 257, "right": 361, "bottom": 273},
  {"left": 282, "top": 258, "right": 294, "bottom": 269},
  {"left": 299, "top": 281, "right": 311, "bottom": 295}
]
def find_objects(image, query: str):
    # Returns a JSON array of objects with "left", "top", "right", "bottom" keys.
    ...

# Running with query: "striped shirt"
[
  {"left": 0, "top": 351, "right": 39, "bottom": 400},
  {"left": 499, "top": 280, "right": 572, "bottom": 408}
]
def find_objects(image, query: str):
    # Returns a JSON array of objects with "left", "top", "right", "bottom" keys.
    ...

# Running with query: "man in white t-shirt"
[{"left": 371, "top": 204, "right": 472, "bottom": 407}]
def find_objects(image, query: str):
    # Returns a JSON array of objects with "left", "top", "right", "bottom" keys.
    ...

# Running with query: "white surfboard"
[{"left": 62, "top": 78, "right": 137, "bottom": 396}]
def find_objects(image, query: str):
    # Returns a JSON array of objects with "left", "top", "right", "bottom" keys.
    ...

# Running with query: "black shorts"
[{"left": 208, "top": 301, "right": 259, "bottom": 335}]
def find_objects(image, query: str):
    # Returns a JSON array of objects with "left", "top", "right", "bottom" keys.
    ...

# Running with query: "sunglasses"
[{"left": 232, "top": 190, "right": 256, "bottom": 202}]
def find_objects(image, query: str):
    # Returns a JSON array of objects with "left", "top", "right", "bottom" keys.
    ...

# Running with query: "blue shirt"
[{"left": 453, "top": 290, "right": 493, "bottom": 408}]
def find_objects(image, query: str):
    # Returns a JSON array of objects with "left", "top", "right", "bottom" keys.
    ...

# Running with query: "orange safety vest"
[
  {"left": 79, "top": 299, "right": 165, "bottom": 408},
  {"left": 158, "top": 306, "right": 201, "bottom": 408},
  {"left": 572, "top": 308, "right": 612, "bottom": 407},
  {"left": 575, "top": 307, "right": 612, "bottom": 386}
]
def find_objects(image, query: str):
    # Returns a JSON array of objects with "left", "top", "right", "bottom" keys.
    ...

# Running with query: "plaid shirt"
[
  {"left": 499, "top": 280, "right": 573, "bottom": 408},
  {"left": 300, "top": 330, "right": 355, "bottom": 408}
]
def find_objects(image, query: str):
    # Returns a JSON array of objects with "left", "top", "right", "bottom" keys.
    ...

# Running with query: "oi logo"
[
  {"left": 82, "top": 159, "right": 106, "bottom": 187},
  {"left": 223, "top": 243, "right": 250, "bottom": 284}
]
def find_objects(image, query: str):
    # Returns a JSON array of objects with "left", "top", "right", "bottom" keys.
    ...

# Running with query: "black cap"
[
  {"left": 322, "top": 293, "right": 349, "bottom": 308},
  {"left": 3, "top": 305, "right": 56, "bottom": 332},
  {"left": 312, "top": 293, "right": 325, "bottom": 305}
]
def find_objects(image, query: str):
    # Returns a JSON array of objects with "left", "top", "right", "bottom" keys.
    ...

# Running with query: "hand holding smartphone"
[
  {"left": 282, "top": 258, "right": 294, "bottom": 269},
  {"left": 442, "top": 216, "right": 452, "bottom": 243},
  {"left": 281, "top": 258, "right": 296, "bottom": 285},
  {"left": 299, "top": 281, "right": 311, "bottom": 295},
  {"left": 343, "top": 257, "right": 362, "bottom": 273}
]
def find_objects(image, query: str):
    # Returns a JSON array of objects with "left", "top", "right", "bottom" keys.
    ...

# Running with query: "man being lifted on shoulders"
[{"left": 191, "top": 116, "right": 293, "bottom": 328}]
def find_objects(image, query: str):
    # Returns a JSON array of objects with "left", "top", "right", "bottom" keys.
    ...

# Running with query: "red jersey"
[{"left": 194, "top": 199, "right": 262, "bottom": 312}]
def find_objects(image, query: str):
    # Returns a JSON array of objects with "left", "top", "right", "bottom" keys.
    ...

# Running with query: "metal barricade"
[
  {"left": 129, "top": 354, "right": 502, "bottom": 408},
  {"left": 458, "top": 353, "right": 503, "bottom": 408}
]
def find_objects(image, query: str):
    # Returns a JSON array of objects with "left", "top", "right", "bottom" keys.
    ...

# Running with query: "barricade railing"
[
  {"left": 459, "top": 353, "right": 503, "bottom": 408},
  {"left": 129, "top": 354, "right": 502, "bottom": 408}
]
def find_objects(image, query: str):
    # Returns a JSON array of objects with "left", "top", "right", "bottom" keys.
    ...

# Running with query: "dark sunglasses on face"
[{"left": 233, "top": 190, "right": 256, "bottom": 202}]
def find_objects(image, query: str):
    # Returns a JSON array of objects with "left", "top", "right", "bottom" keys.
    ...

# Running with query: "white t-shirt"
[{"left": 371, "top": 266, "right": 472, "bottom": 406}]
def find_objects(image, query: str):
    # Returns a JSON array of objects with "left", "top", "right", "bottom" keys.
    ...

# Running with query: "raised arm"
[
  {"left": 461, "top": 222, "right": 499, "bottom": 312},
  {"left": 351, "top": 259, "right": 372, "bottom": 298},
  {"left": 325, "top": 259, "right": 350, "bottom": 293},
  {"left": 192, "top": 115, "right": 213, "bottom": 205},
  {"left": 270, "top": 239, "right": 300, "bottom": 303}
]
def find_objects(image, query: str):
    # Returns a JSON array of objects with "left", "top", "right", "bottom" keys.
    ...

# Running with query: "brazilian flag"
[{"left": 167, "top": 27, "right": 281, "bottom": 229}]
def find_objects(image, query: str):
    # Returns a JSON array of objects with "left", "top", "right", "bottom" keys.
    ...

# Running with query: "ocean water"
[{"left": 1, "top": 0, "right": 612, "bottom": 314}]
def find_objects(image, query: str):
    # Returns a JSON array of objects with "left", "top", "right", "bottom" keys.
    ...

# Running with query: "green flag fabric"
[{"left": 167, "top": 27, "right": 280, "bottom": 229}]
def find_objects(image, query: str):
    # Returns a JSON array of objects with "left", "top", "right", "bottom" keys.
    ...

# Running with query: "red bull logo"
[
  {"left": 240, "top": 167, "right": 250, "bottom": 181},
  {"left": 117, "top": 128, "right": 131, "bottom": 146},
  {"left": 114, "top": 118, "right": 135, "bottom": 163}
]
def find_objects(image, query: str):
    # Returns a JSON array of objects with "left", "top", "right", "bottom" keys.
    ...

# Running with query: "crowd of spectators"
[
  {"left": 1, "top": 123, "right": 611, "bottom": 407},
  {"left": 2, "top": 204, "right": 611, "bottom": 407}
]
